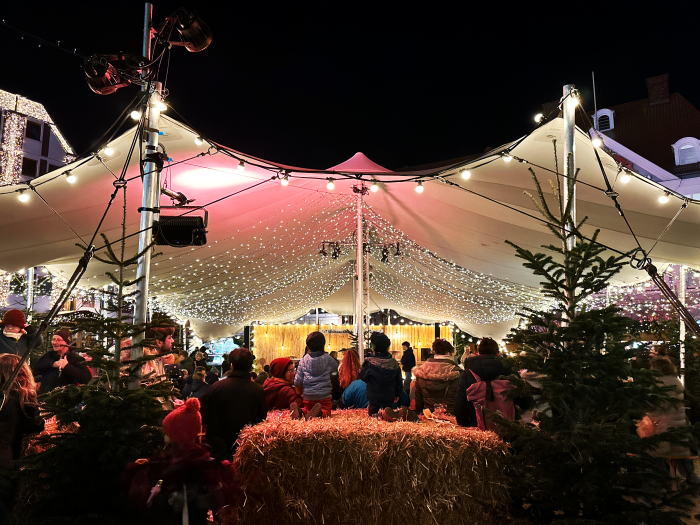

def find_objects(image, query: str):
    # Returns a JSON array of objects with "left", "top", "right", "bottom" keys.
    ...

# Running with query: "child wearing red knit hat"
[{"left": 162, "top": 398, "right": 202, "bottom": 445}]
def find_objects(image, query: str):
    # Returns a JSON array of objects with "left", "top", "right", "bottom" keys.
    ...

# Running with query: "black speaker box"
[{"left": 154, "top": 216, "right": 207, "bottom": 247}]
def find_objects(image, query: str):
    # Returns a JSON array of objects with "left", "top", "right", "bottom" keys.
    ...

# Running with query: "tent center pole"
[
  {"left": 562, "top": 84, "right": 577, "bottom": 318},
  {"left": 25, "top": 267, "right": 34, "bottom": 323},
  {"left": 680, "top": 266, "right": 687, "bottom": 385},
  {"left": 353, "top": 183, "right": 368, "bottom": 360}
]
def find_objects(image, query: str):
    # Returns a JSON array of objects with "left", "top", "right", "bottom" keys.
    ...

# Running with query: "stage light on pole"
[
  {"left": 18, "top": 190, "right": 30, "bottom": 203},
  {"left": 237, "top": 160, "right": 245, "bottom": 172},
  {"left": 461, "top": 170, "right": 471, "bottom": 180},
  {"left": 65, "top": 171, "right": 77, "bottom": 184},
  {"left": 370, "top": 180, "right": 379, "bottom": 192},
  {"left": 326, "top": 178, "right": 335, "bottom": 190},
  {"left": 174, "top": 9, "right": 213, "bottom": 52},
  {"left": 415, "top": 181, "right": 424, "bottom": 193},
  {"left": 658, "top": 192, "right": 670, "bottom": 204},
  {"left": 194, "top": 136, "right": 204, "bottom": 145}
]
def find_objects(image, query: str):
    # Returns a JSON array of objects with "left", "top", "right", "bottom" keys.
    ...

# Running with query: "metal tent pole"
[
  {"left": 131, "top": 3, "right": 162, "bottom": 389},
  {"left": 562, "top": 84, "right": 577, "bottom": 252},
  {"left": 353, "top": 183, "right": 367, "bottom": 361},
  {"left": 25, "top": 267, "right": 34, "bottom": 323},
  {"left": 680, "top": 266, "right": 687, "bottom": 385}
]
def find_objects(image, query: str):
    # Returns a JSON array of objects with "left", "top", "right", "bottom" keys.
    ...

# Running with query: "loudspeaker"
[{"left": 154, "top": 216, "right": 207, "bottom": 247}]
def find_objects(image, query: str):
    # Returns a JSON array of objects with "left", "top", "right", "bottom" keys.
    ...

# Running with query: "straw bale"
[{"left": 225, "top": 409, "right": 509, "bottom": 525}]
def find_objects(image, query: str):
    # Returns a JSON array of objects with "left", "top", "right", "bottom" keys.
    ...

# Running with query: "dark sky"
[{"left": 1, "top": 2, "right": 697, "bottom": 170}]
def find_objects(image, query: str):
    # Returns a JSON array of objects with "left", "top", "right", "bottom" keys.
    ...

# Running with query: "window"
[
  {"left": 672, "top": 138, "right": 700, "bottom": 166},
  {"left": 21, "top": 157, "right": 37, "bottom": 177},
  {"left": 25, "top": 120, "right": 42, "bottom": 141},
  {"left": 593, "top": 109, "right": 614, "bottom": 132}
]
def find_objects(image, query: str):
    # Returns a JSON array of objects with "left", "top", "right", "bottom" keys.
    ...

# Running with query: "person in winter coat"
[
  {"left": 358, "top": 332, "right": 402, "bottom": 416},
  {"left": 413, "top": 339, "right": 462, "bottom": 414},
  {"left": 0, "top": 309, "right": 42, "bottom": 358},
  {"left": 182, "top": 370, "right": 211, "bottom": 400},
  {"left": 200, "top": 348, "right": 267, "bottom": 460},
  {"left": 338, "top": 379, "right": 409, "bottom": 410},
  {"left": 454, "top": 337, "right": 513, "bottom": 427},
  {"left": 292, "top": 332, "right": 338, "bottom": 419},
  {"left": 400, "top": 341, "right": 416, "bottom": 395},
  {"left": 33, "top": 329, "right": 92, "bottom": 395},
  {"left": 263, "top": 357, "right": 303, "bottom": 410}
]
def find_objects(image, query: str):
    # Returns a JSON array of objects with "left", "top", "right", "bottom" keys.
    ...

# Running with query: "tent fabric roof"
[{"left": 0, "top": 116, "right": 698, "bottom": 340}]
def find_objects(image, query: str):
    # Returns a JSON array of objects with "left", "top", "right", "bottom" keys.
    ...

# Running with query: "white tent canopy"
[{"left": 1, "top": 116, "right": 698, "bottom": 340}]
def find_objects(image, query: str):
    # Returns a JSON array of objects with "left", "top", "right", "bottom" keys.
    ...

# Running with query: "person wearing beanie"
[
  {"left": 400, "top": 341, "right": 416, "bottom": 395},
  {"left": 162, "top": 398, "right": 202, "bottom": 445},
  {"left": 263, "top": 357, "right": 303, "bottom": 410},
  {"left": 292, "top": 331, "right": 338, "bottom": 419},
  {"left": 359, "top": 332, "right": 403, "bottom": 416},
  {"left": 200, "top": 347, "right": 267, "bottom": 460},
  {"left": 33, "top": 329, "right": 92, "bottom": 394},
  {"left": 0, "top": 309, "right": 42, "bottom": 358}
]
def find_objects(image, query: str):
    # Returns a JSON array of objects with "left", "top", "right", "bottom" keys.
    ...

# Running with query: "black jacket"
[
  {"left": 182, "top": 379, "right": 210, "bottom": 400},
  {"left": 200, "top": 371, "right": 267, "bottom": 460},
  {"left": 0, "top": 393, "right": 44, "bottom": 468},
  {"left": 454, "top": 355, "right": 513, "bottom": 427},
  {"left": 0, "top": 326, "right": 42, "bottom": 358},
  {"left": 358, "top": 352, "right": 403, "bottom": 406},
  {"left": 33, "top": 349, "right": 93, "bottom": 395},
  {"left": 400, "top": 348, "right": 416, "bottom": 372}
]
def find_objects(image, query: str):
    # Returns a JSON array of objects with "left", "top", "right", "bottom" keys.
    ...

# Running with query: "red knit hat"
[
  {"left": 162, "top": 398, "right": 202, "bottom": 444},
  {"left": 269, "top": 357, "right": 291, "bottom": 379},
  {"left": 1, "top": 309, "right": 26, "bottom": 329}
]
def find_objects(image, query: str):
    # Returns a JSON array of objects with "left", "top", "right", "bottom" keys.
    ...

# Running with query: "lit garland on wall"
[{"left": 0, "top": 271, "right": 11, "bottom": 307}]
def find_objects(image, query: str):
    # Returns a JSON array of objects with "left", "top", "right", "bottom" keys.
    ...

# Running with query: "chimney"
[{"left": 646, "top": 74, "right": 670, "bottom": 106}]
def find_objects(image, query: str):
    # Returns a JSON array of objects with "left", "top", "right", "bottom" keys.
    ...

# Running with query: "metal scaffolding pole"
[
  {"left": 25, "top": 267, "right": 34, "bottom": 323},
  {"left": 680, "top": 266, "right": 687, "bottom": 385},
  {"left": 353, "top": 183, "right": 368, "bottom": 360}
]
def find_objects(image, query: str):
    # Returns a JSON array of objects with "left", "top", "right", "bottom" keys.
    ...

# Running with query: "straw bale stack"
[{"left": 226, "top": 409, "right": 509, "bottom": 525}]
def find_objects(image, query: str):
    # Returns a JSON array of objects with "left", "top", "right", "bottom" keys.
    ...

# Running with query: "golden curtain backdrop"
[{"left": 251, "top": 324, "right": 452, "bottom": 364}]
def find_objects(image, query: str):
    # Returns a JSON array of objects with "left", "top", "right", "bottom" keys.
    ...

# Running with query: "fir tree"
[
  {"left": 15, "top": 188, "right": 175, "bottom": 525},
  {"left": 498, "top": 167, "right": 699, "bottom": 524}
]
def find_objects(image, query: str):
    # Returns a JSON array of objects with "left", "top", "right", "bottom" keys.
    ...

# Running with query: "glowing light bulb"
[
  {"left": 534, "top": 113, "right": 544, "bottom": 124},
  {"left": 65, "top": 172, "right": 76, "bottom": 184},
  {"left": 370, "top": 181, "right": 379, "bottom": 192},
  {"left": 415, "top": 181, "right": 424, "bottom": 193},
  {"left": 592, "top": 137, "right": 602, "bottom": 148},
  {"left": 326, "top": 178, "right": 335, "bottom": 190},
  {"left": 620, "top": 173, "right": 631, "bottom": 184},
  {"left": 130, "top": 110, "right": 141, "bottom": 120},
  {"left": 237, "top": 160, "right": 245, "bottom": 172},
  {"left": 567, "top": 93, "right": 579, "bottom": 109},
  {"left": 503, "top": 153, "right": 513, "bottom": 162},
  {"left": 156, "top": 101, "right": 167, "bottom": 111},
  {"left": 658, "top": 193, "right": 670, "bottom": 204},
  {"left": 18, "top": 191, "right": 29, "bottom": 203},
  {"left": 461, "top": 170, "right": 471, "bottom": 180},
  {"left": 104, "top": 147, "right": 114, "bottom": 156},
  {"left": 280, "top": 174, "right": 289, "bottom": 186},
  {"left": 194, "top": 136, "right": 204, "bottom": 145}
]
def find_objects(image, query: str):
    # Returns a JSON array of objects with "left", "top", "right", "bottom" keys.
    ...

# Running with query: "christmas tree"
[
  {"left": 15, "top": 188, "right": 175, "bottom": 525},
  {"left": 499, "top": 167, "right": 700, "bottom": 523}
]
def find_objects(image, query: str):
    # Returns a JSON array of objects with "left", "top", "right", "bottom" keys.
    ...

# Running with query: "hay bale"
[{"left": 227, "top": 409, "right": 509, "bottom": 525}]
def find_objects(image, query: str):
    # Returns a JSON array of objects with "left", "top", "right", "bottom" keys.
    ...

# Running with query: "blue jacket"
[
  {"left": 294, "top": 351, "right": 339, "bottom": 401},
  {"left": 341, "top": 380, "right": 409, "bottom": 410},
  {"left": 358, "top": 352, "right": 403, "bottom": 406}
]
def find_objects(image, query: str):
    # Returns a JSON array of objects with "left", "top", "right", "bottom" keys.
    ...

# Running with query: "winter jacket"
[
  {"left": 358, "top": 352, "right": 402, "bottom": 406},
  {"left": 413, "top": 356, "right": 462, "bottom": 414},
  {"left": 200, "top": 371, "right": 267, "bottom": 460},
  {"left": 0, "top": 326, "right": 42, "bottom": 358},
  {"left": 400, "top": 348, "right": 416, "bottom": 372},
  {"left": 263, "top": 377, "right": 303, "bottom": 410},
  {"left": 182, "top": 379, "right": 211, "bottom": 400},
  {"left": 646, "top": 375, "right": 691, "bottom": 457},
  {"left": 0, "top": 393, "right": 44, "bottom": 468},
  {"left": 293, "top": 351, "right": 338, "bottom": 401},
  {"left": 340, "top": 379, "right": 409, "bottom": 410},
  {"left": 33, "top": 349, "right": 93, "bottom": 395},
  {"left": 454, "top": 355, "right": 513, "bottom": 427}
]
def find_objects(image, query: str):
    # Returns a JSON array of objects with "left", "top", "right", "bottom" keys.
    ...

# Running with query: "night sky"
[{"left": 1, "top": 2, "right": 697, "bottom": 170}]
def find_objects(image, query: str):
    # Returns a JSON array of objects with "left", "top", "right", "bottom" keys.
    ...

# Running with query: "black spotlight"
[
  {"left": 381, "top": 246, "right": 389, "bottom": 263},
  {"left": 394, "top": 243, "right": 401, "bottom": 257},
  {"left": 84, "top": 55, "right": 131, "bottom": 95},
  {"left": 153, "top": 207, "right": 208, "bottom": 247},
  {"left": 320, "top": 243, "right": 327, "bottom": 256},
  {"left": 175, "top": 9, "right": 213, "bottom": 52}
]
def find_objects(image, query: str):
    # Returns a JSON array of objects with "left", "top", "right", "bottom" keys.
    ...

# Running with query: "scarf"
[{"left": 3, "top": 329, "right": 23, "bottom": 341}]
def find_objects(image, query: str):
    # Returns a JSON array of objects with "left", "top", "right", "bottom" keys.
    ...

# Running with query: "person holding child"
[
  {"left": 292, "top": 332, "right": 338, "bottom": 419},
  {"left": 358, "top": 332, "right": 403, "bottom": 417}
]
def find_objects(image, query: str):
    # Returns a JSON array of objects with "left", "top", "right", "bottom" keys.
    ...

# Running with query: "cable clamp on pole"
[{"left": 137, "top": 206, "right": 160, "bottom": 213}]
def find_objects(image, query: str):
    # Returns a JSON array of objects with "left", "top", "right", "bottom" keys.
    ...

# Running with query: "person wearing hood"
[
  {"left": 33, "top": 329, "right": 92, "bottom": 394},
  {"left": 359, "top": 332, "right": 403, "bottom": 416},
  {"left": 292, "top": 332, "right": 338, "bottom": 419},
  {"left": 181, "top": 369, "right": 211, "bottom": 400},
  {"left": 413, "top": 339, "right": 462, "bottom": 414},
  {"left": 454, "top": 337, "right": 513, "bottom": 427},
  {"left": 0, "top": 309, "right": 42, "bottom": 358},
  {"left": 263, "top": 357, "right": 303, "bottom": 410},
  {"left": 400, "top": 341, "right": 416, "bottom": 395}
]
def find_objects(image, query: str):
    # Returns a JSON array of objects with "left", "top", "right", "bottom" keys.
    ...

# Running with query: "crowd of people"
[{"left": 0, "top": 305, "right": 696, "bottom": 523}]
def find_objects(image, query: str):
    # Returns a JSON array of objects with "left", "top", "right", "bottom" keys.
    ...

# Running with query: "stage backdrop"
[{"left": 252, "top": 324, "right": 452, "bottom": 364}]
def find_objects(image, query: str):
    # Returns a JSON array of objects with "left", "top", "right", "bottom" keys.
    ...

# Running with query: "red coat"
[{"left": 263, "top": 377, "right": 303, "bottom": 410}]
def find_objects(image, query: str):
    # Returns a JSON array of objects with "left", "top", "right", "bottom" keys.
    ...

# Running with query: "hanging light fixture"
[
  {"left": 415, "top": 181, "right": 424, "bottom": 193},
  {"left": 18, "top": 189, "right": 30, "bottom": 203},
  {"left": 103, "top": 147, "right": 114, "bottom": 156},
  {"left": 502, "top": 152, "right": 513, "bottom": 162},
  {"left": 173, "top": 9, "right": 213, "bottom": 52},
  {"left": 237, "top": 160, "right": 245, "bottom": 172},
  {"left": 461, "top": 170, "right": 471, "bottom": 180},
  {"left": 620, "top": 171, "right": 631, "bottom": 183},
  {"left": 280, "top": 172, "right": 290, "bottom": 186},
  {"left": 65, "top": 171, "right": 77, "bottom": 184},
  {"left": 370, "top": 180, "right": 379, "bottom": 192},
  {"left": 194, "top": 136, "right": 204, "bottom": 145},
  {"left": 326, "top": 178, "right": 335, "bottom": 190},
  {"left": 658, "top": 192, "right": 670, "bottom": 204}
]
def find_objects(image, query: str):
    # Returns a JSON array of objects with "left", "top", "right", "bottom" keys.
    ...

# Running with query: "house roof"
[{"left": 586, "top": 93, "right": 700, "bottom": 174}]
